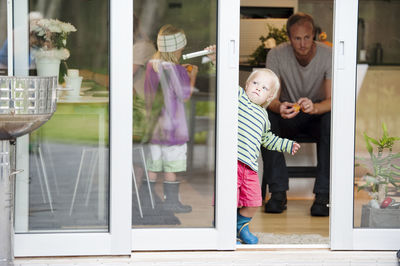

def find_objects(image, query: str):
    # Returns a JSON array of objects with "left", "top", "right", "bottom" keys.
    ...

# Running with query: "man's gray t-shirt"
[{"left": 266, "top": 42, "right": 332, "bottom": 103}]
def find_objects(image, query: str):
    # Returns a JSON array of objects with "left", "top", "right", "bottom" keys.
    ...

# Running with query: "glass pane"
[
  {"left": 15, "top": 0, "right": 110, "bottom": 232},
  {"left": 0, "top": 0, "right": 7, "bottom": 75},
  {"left": 132, "top": 0, "right": 216, "bottom": 228},
  {"left": 354, "top": 0, "right": 400, "bottom": 228}
]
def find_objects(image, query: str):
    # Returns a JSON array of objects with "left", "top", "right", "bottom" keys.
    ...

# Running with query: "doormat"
[
  {"left": 254, "top": 232, "right": 329, "bottom": 244},
  {"left": 132, "top": 185, "right": 181, "bottom": 226},
  {"left": 132, "top": 206, "right": 181, "bottom": 226}
]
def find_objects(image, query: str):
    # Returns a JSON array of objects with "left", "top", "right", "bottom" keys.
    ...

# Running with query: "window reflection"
[
  {"left": 132, "top": 0, "right": 217, "bottom": 228},
  {"left": 14, "top": 0, "right": 110, "bottom": 232},
  {"left": 354, "top": 0, "right": 400, "bottom": 228}
]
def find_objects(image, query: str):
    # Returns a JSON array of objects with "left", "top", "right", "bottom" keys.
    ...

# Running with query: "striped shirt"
[{"left": 238, "top": 86, "right": 294, "bottom": 172}]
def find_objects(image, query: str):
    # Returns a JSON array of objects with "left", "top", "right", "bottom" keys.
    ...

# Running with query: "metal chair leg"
[
  {"left": 132, "top": 164, "right": 143, "bottom": 218},
  {"left": 69, "top": 149, "right": 86, "bottom": 216},
  {"left": 33, "top": 152, "right": 47, "bottom": 204},
  {"left": 85, "top": 151, "right": 99, "bottom": 206},
  {"left": 38, "top": 147, "right": 54, "bottom": 213},
  {"left": 138, "top": 146, "right": 154, "bottom": 209}
]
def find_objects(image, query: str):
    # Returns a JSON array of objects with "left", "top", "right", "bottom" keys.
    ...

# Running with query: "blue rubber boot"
[{"left": 237, "top": 212, "right": 258, "bottom": 244}]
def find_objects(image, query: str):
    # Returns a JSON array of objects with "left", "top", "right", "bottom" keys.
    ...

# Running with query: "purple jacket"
[{"left": 144, "top": 60, "right": 192, "bottom": 145}]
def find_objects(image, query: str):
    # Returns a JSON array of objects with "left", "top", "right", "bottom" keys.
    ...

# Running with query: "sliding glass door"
[
  {"left": 12, "top": 0, "right": 238, "bottom": 255},
  {"left": 13, "top": 0, "right": 131, "bottom": 256},
  {"left": 331, "top": 0, "right": 400, "bottom": 250},
  {"left": 131, "top": 0, "right": 238, "bottom": 250}
]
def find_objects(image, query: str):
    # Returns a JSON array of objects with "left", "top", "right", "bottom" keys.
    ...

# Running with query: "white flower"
[
  {"left": 33, "top": 18, "right": 76, "bottom": 34},
  {"left": 60, "top": 22, "right": 77, "bottom": 33},
  {"left": 35, "top": 48, "right": 71, "bottom": 60},
  {"left": 264, "top": 38, "right": 276, "bottom": 49},
  {"left": 48, "top": 22, "right": 62, "bottom": 33},
  {"left": 30, "top": 18, "right": 77, "bottom": 50}
]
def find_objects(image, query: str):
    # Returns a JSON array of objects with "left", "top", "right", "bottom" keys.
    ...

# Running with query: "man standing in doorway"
[{"left": 261, "top": 12, "right": 332, "bottom": 216}]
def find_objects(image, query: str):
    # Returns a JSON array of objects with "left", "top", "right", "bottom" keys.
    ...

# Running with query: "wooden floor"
[
  {"left": 144, "top": 173, "right": 330, "bottom": 239},
  {"left": 139, "top": 172, "right": 330, "bottom": 239},
  {"left": 252, "top": 199, "right": 329, "bottom": 237}
]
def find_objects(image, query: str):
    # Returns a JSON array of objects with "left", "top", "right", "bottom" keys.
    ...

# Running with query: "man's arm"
[
  {"left": 313, "top": 79, "right": 331, "bottom": 114},
  {"left": 267, "top": 88, "right": 281, "bottom": 114}
]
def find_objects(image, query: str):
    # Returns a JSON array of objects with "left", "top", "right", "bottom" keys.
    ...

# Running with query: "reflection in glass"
[
  {"left": 354, "top": 0, "right": 400, "bottom": 228},
  {"left": 15, "top": 0, "right": 110, "bottom": 232},
  {"left": 132, "top": 0, "right": 217, "bottom": 228}
]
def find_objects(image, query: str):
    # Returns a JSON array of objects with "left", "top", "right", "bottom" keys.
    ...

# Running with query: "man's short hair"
[{"left": 286, "top": 12, "right": 315, "bottom": 38}]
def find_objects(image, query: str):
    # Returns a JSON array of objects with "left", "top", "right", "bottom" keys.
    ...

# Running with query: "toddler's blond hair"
[{"left": 246, "top": 68, "right": 280, "bottom": 107}]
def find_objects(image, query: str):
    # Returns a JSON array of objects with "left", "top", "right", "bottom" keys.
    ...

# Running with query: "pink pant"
[{"left": 237, "top": 161, "right": 262, "bottom": 207}]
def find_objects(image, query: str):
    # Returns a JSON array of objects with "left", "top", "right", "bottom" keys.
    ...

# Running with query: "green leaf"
[
  {"left": 382, "top": 122, "right": 388, "bottom": 138},
  {"left": 391, "top": 164, "right": 400, "bottom": 170},
  {"left": 369, "top": 136, "right": 380, "bottom": 145},
  {"left": 390, "top": 171, "right": 400, "bottom": 176},
  {"left": 363, "top": 133, "right": 373, "bottom": 154},
  {"left": 391, "top": 153, "right": 400, "bottom": 159}
]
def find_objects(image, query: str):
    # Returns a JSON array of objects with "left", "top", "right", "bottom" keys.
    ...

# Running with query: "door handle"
[
  {"left": 337, "top": 40, "right": 345, "bottom": 70},
  {"left": 229, "top": 39, "right": 237, "bottom": 68}
]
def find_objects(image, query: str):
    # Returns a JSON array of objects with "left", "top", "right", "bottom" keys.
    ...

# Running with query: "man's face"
[
  {"left": 245, "top": 72, "right": 275, "bottom": 106},
  {"left": 289, "top": 21, "right": 315, "bottom": 57}
]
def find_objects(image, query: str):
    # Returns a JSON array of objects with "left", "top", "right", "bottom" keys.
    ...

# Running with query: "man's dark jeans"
[{"left": 261, "top": 110, "right": 331, "bottom": 199}]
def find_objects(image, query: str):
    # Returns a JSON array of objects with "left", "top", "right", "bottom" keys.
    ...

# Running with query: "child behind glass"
[{"left": 237, "top": 69, "right": 300, "bottom": 244}]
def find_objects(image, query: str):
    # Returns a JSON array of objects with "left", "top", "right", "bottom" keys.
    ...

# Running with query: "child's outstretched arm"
[
  {"left": 291, "top": 142, "right": 301, "bottom": 155},
  {"left": 262, "top": 131, "right": 300, "bottom": 155}
]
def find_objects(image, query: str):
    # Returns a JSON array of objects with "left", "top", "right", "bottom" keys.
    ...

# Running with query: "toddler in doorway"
[
  {"left": 237, "top": 69, "right": 300, "bottom": 244},
  {"left": 144, "top": 24, "right": 198, "bottom": 213}
]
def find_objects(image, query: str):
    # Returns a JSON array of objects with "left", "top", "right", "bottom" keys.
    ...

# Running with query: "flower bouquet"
[
  {"left": 30, "top": 18, "right": 77, "bottom": 60},
  {"left": 30, "top": 18, "right": 77, "bottom": 81}
]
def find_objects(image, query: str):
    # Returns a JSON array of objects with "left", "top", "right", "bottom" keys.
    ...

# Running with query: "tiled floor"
[{"left": 14, "top": 249, "right": 399, "bottom": 266}]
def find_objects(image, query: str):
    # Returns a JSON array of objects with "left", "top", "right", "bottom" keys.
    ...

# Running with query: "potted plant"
[
  {"left": 248, "top": 24, "right": 288, "bottom": 66},
  {"left": 356, "top": 123, "right": 400, "bottom": 227}
]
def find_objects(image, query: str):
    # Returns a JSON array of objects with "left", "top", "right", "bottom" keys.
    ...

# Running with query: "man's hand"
[
  {"left": 298, "top": 97, "right": 314, "bottom": 114},
  {"left": 291, "top": 142, "right": 301, "bottom": 155},
  {"left": 279, "top": 101, "right": 300, "bottom": 119}
]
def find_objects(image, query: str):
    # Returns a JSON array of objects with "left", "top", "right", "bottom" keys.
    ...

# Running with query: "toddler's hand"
[{"left": 291, "top": 142, "right": 300, "bottom": 155}]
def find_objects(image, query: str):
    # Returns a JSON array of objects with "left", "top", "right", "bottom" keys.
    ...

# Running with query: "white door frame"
[
  {"left": 330, "top": 0, "right": 400, "bottom": 250},
  {"left": 13, "top": 0, "right": 133, "bottom": 256},
  {"left": 131, "top": 0, "right": 239, "bottom": 251}
]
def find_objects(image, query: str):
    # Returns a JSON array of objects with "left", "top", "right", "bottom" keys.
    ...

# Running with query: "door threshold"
[{"left": 237, "top": 243, "right": 330, "bottom": 250}]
